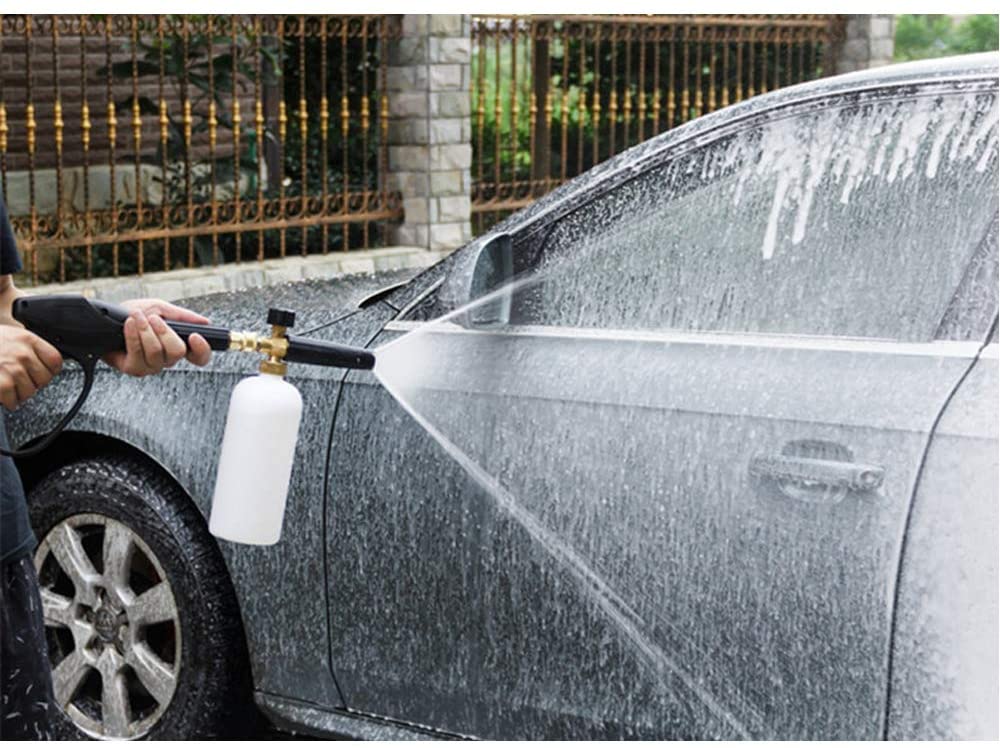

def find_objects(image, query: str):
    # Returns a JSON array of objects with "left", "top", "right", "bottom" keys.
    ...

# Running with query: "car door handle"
[{"left": 749, "top": 454, "right": 884, "bottom": 499}]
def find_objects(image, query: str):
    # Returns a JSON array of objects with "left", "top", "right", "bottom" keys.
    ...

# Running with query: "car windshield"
[{"left": 510, "top": 85, "right": 999, "bottom": 342}]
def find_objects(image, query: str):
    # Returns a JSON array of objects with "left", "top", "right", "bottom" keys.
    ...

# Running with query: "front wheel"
[{"left": 28, "top": 455, "right": 256, "bottom": 739}]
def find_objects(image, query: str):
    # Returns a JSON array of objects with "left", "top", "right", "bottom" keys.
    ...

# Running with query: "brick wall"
[
  {"left": 386, "top": 15, "right": 472, "bottom": 251},
  {"left": 836, "top": 15, "right": 896, "bottom": 74}
]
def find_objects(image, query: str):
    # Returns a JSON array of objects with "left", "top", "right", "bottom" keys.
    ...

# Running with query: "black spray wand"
[{"left": 1, "top": 294, "right": 374, "bottom": 457}]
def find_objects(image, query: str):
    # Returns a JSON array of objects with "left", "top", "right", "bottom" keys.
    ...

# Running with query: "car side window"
[{"left": 508, "top": 85, "right": 998, "bottom": 342}]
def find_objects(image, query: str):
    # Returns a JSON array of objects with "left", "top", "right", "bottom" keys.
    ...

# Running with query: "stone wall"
[
  {"left": 836, "top": 15, "right": 896, "bottom": 74},
  {"left": 386, "top": 14, "right": 473, "bottom": 252}
]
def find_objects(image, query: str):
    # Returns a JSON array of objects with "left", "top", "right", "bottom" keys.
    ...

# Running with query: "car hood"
[
  {"left": 175, "top": 267, "right": 419, "bottom": 332},
  {"left": 138, "top": 266, "right": 417, "bottom": 378}
]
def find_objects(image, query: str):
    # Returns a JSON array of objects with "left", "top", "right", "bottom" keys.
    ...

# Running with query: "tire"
[{"left": 26, "top": 454, "right": 257, "bottom": 739}]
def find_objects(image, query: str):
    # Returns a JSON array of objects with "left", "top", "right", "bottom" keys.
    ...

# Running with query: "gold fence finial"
[
  {"left": 26, "top": 103, "right": 37, "bottom": 155},
  {"left": 279, "top": 100, "right": 288, "bottom": 143},
  {"left": 52, "top": 100, "right": 65, "bottom": 157},
  {"left": 360, "top": 96, "right": 370, "bottom": 133},
  {"left": 183, "top": 99, "right": 192, "bottom": 148},
  {"left": 80, "top": 99, "right": 91, "bottom": 150},
  {"left": 0, "top": 103, "right": 7, "bottom": 153},
  {"left": 208, "top": 100, "right": 218, "bottom": 149},
  {"left": 159, "top": 99, "right": 169, "bottom": 146},
  {"left": 107, "top": 100, "right": 118, "bottom": 147},
  {"left": 131, "top": 97, "right": 141, "bottom": 149}
]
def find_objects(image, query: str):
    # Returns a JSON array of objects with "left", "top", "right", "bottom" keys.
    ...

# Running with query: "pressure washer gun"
[{"left": 3, "top": 294, "right": 376, "bottom": 546}]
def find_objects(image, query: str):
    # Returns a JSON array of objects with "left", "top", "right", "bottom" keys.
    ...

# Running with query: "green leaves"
[{"left": 894, "top": 14, "right": 999, "bottom": 61}]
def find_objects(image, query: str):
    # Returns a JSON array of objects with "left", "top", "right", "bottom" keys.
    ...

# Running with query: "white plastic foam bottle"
[{"left": 209, "top": 311, "right": 303, "bottom": 545}]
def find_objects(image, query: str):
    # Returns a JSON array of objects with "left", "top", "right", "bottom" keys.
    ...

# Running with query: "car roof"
[
  {"left": 752, "top": 52, "right": 999, "bottom": 113},
  {"left": 806, "top": 51, "right": 999, "bottom": 91}
]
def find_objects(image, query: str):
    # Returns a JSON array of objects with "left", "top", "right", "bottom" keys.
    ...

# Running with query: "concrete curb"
[{"left": 22, "top": 246, "right": 451, "bottom": 304}]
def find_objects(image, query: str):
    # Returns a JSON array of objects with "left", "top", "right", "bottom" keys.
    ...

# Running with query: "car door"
[{"left": 326, "top": 78, "right": 998, "bottom": 738}]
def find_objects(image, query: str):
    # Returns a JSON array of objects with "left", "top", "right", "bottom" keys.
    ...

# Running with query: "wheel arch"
[{"left": 15, "top": 430, "right": 183, "bottom": 496}]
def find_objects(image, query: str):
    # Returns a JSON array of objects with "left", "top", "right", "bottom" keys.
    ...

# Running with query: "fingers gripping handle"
[{"left": 155, "top": 320, "right": 232, "bottom": 351}]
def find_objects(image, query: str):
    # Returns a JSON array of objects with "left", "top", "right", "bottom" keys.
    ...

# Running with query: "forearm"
[{"left": 0, "top": 275, "right": 27, "bottom": 327}]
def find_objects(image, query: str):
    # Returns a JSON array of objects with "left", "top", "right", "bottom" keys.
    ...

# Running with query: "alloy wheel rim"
[{"left": 34, "top": 513, "right": 182, "bottom": 739}]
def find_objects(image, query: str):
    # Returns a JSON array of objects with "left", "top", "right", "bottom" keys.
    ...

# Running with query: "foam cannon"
[{"left": 3, "top": 294, "right": 375, "bottom": 545}]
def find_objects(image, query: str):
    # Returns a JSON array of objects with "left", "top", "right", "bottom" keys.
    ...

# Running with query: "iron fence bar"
[
  {"left": 339, "top": 18, "right": 349, "bottom": 253},
  {"left": 2, "top": 14, "right": 401, "bottom": 284},
  {"left": 157, "top": 14, "right": 169, "bottom": 271},
  {"left": 0, "top": 15, "right": 6, "bottom": 203},
  {"left": 50, "top": 18, "right": 64, "bottom": 280},
  {"left": 277, "top": 18, "right": 287, "bottom": 258},
  {"left": 468, "top": 14, "right": 846, "bottom": 236},
  {"left": 379, "top": 16, "right": 389, "bottom": 248},
  {"left": 231, "top": 18, "right": 242, "bottom": 261},
  {"left": 81, "top": 18, "right": 93, "bottom": 276},
  {"left": 129, "top": 15, "right": 142, "bottom": 275},
  {"left": 360, "top": 16, "right": 370, "bottom": 250},
  {"left": 254, "top": 17, "right": 265, "bottom": 261},
  {"left": 180, "top": 16, "right": 193, "bottom": 268},
  {"left": 26, "top": 16, "right": 38, "bottom": 280}
]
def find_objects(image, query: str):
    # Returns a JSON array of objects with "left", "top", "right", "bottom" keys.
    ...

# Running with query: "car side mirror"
[{"left": 464, "top": 233, "right": 513, "bottom": 328}]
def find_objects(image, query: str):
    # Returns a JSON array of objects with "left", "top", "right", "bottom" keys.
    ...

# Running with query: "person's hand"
[
  {"left": 0, "top": 325, "right": 63, "bottom": 410},
  {"left": 102, "top": 299, "right": 213, "bottom": 377}
]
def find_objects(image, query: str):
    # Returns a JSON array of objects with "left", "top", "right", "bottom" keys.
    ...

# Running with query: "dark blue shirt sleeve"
[{"left": 0, "top": 186, "right": 23, "bottom": 276}]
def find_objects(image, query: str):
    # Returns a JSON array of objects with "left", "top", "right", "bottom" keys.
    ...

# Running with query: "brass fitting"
[{"left": 228, "top": 328, "right": 291, "bottom": 377}]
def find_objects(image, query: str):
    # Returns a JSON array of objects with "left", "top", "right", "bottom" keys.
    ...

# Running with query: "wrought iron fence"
[
  {"left": 470, "top": 14, "right": 847, "bottom": 233},
  {"left": 0, "top": 14, "right": 402, "bottom": 285}
]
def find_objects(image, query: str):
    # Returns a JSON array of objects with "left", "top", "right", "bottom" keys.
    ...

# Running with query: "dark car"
[{"left": 8, "top": 53, "right": 998, "bottom": 740}]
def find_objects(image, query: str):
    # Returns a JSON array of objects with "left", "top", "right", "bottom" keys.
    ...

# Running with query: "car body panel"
[
  {"left": 325, "top": 324, "right": 982, "bottom": 739},
  {"left": 887, "top": 347, "right": 999, "bottom": 740}
]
